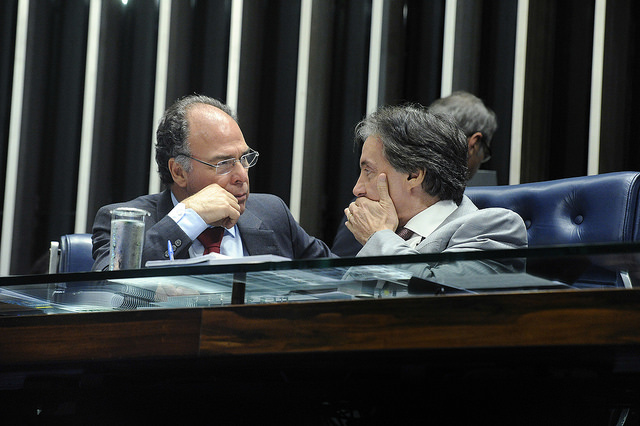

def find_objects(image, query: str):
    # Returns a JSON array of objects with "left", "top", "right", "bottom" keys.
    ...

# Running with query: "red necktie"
[
  {"left": 197, "top": 227, "right": 224, "bottom": 254},
  {"left": 396, "top": 227, "right": 414, "bottom": 241}
]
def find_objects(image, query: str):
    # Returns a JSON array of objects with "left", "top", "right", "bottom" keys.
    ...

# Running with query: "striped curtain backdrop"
[{"left": 0, "top": 0, "right": 638, "bottom": 275}]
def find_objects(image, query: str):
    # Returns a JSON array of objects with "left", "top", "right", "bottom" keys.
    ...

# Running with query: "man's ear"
[
  {"left": 168, "top": 158, "right": 188, "bottom": 188},
  {"left": 407, "top": 169, "right": 425, "bottom": 189},
  {"left": 468, "top": 132, "right": 483, "bottom": 156}
]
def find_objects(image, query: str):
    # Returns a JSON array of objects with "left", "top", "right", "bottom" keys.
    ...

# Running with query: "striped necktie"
[{"left": 396, "top": 227, "right": 414, "bottom": 241}]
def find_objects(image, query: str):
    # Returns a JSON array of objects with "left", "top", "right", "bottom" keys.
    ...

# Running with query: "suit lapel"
[
  {"left": 237, "top": 208, "right": 278, "bottom": 255},
  {"left": 434, "top": 196, "right": 477, "bottom": 229},
  {"left": 416, "top": 196, "right": 478, "bottom": 252}
]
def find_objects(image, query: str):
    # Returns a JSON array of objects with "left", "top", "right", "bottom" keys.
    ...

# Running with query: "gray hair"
[
  {"left": 428, "top": 91, "right": 497, "bottom": 145},
  {"left": 355, "top": 104, "right": 468, "bottom": 204},
  {"left": 155, "top": 94, "right": 237, "bottom": 186}
]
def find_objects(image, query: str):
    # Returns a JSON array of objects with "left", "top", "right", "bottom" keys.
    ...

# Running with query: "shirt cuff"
[{"left": 168, "top": 202, "right": 207, "bottom": 241}]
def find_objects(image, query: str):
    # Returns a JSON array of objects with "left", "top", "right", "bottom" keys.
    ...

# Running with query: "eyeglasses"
[
  {"left": 480, "top": 138, "right": 492, "bottom": 164},
  {"left": 177, "top": 149, "right": 259, "bottom": 175}
]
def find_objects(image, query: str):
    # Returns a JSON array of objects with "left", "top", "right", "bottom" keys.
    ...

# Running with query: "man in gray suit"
[
  {"left": 344, "top": 104, "right": 526, "bottom": 259},
  {"left": 91, "top": 95, "right": 333, "bottom": 271},
  {"left": 332, "top": 91, "right": 499, "bottom": 256}
]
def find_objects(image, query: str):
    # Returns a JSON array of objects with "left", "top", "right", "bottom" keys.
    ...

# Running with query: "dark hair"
[
  {"left": 428, "top": 91, "right": 498, "bottom": 145},
  {"left": 354, "top": 104, "right": 468, "bottom": 204},
  {"left": 155, "top": 94, "right": 237, "bottom": 186}
]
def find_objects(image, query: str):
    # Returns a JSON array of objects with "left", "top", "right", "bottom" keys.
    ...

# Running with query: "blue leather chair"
[
  {"left": 49, "top": 233, "right": 94, "bottom": 273},
  {"left": 465, "top": 171, "right": 640, "bottom": 246},
  {"left": 465, "top": 171, "right": 640, "bottom": 288}
]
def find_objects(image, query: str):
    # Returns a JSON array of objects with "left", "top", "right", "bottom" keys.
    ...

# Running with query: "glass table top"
[{"left": 1, "top": 242, "right": 639, "bottom": 316}]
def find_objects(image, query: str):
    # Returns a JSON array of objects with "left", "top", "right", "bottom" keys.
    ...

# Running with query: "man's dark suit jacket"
[{"left": 92, "top": 190, "right": 334, "bottom": 271}]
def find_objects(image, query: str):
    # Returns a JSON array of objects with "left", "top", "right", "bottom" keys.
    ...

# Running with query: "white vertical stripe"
[
  {"left": 440, "top": 0, "right": 457, "bottom": 97},
  {"left": 366, "top": 0, "right": 384, "bottom": 114},
  {"left": 74, "top": 0, "right": 101, "bottom": 234},
  {"left": 588, "top": 0, "right": 606, "bottom": 176},
  {"left": 226, "top": 0, "right": 243, "bottom": 113},
  {"left": 1, "top": 0, "right": 29, "bottom": 275},
  {"left": 289, "top": 0, "right": 313, "bottom": 220},
  {"left": 509, "top": 0, "right": 529, "bottom": 185},
  {"left": 149, "top": 0, "right": 172, "bottom": 194}
]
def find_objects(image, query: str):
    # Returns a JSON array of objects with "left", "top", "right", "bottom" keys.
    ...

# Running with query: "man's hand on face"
[
  {"left": 181, "top": 184, "right": 242, "bottom": 229},
  {"left": 344, "top": 173, "right": 399, "bottom": 245}
]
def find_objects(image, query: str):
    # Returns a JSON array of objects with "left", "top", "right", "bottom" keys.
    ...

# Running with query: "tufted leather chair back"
[
  {"left": 464, "top": 172, "right": 640, "bottom": 246},
  {"left": 465, "top": 172, "right": 640, "bottom": 288}
]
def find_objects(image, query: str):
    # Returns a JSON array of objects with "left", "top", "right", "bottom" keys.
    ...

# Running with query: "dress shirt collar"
[{"left": 404, "top": 199, "right": 458, "bottom": 241}]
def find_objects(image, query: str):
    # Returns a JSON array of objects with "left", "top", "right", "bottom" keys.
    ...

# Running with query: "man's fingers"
[
  {"left": 184, "top": 183, "right": 245, "bottom": 226},
  {"left": 377, "top": 173, "right": 392, "bottom": 203}
]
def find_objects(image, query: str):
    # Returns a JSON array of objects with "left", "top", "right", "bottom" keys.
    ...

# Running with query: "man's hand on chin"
[
  {"left": 344, "top": 174, "right": 399, "bottom": 245},
  {"left": 182, "top": 184, "right": 242, "bottom": 228}
]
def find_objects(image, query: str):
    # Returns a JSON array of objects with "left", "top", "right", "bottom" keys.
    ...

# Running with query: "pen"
[{"left": 167, "top": 240, "right": 175, "bottom": 261}]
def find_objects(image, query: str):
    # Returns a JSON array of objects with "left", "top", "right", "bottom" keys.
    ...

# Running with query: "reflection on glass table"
[{"left": 0, "top": 243, "right": 638, "bottom": 315}]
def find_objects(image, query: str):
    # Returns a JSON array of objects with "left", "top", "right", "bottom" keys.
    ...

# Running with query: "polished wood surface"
[
  {"left": 2, "top": 288, "right": 640, "bottom": 366},
  {"left": 0, "top": 309, "right": 202, "bottom": 364}
]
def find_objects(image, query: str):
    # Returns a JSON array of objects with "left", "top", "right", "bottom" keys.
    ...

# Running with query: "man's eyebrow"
[
  {"left": 209, "top": 148, "right": 251, "bottom": 163},
  {"left": 360, "top": 159, "right": 375, "bottom": 168},
  {"left": 208, "top": 155, "right": 233, "bottom": 163}
]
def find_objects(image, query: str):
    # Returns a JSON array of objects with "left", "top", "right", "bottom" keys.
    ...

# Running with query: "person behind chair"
[
  {"left": 428, "top": 90, "right": 496, "bottom": 180},
  {"left": 91, "top": 94, "right": 333, "bottom": 271},
  {"left": 332, "top": 91, "right": 498, "bottom": 256},
  {"left": 343, "top": 104, "right": 526, "bottom": 258}
]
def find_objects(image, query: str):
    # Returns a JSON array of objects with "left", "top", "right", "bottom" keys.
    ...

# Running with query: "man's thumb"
[{"left": 377, "top": 173, "right": 391, "bottom": 202}]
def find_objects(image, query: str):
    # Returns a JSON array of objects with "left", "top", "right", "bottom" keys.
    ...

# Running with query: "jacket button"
[{"left": 175, "top": 239, "right": 182, "bottom": 247}]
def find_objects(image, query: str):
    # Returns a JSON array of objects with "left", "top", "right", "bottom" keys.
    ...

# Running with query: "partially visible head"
[
  {"left": 156, "top": 94, "right": 251, "bottom": 212},
  {"left": 428, "top": 91, "right": 497, "bottom": 177},
  {"left": 353, "top": 104, "right": 468, "bottom": 216}
]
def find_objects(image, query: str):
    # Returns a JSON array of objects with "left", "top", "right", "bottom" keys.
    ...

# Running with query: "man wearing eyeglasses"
[
  {"left": 428, "top": 91, "right": 495, "bottom": 179},
  {"left": 332, "top": 91, "right": 497, "bottom": 257},
  {"left": 91, "top": 94, "right": 333, "bottom": 270}
]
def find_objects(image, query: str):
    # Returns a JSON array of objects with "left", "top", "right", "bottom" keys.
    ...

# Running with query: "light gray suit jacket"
[
  {"left": 92, "top": 190, "right": 334, "bottom": 271},
  {"left": 356, "top": 196, "right": 528, "bottom": 282}
]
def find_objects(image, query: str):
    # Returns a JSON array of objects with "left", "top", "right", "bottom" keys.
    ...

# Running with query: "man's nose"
[
  {"left": 230, "top": 161, "right": 249, "bottom": 182},
  {"left": 352, "top": 178, "right": 365, "bottom": 197}
]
